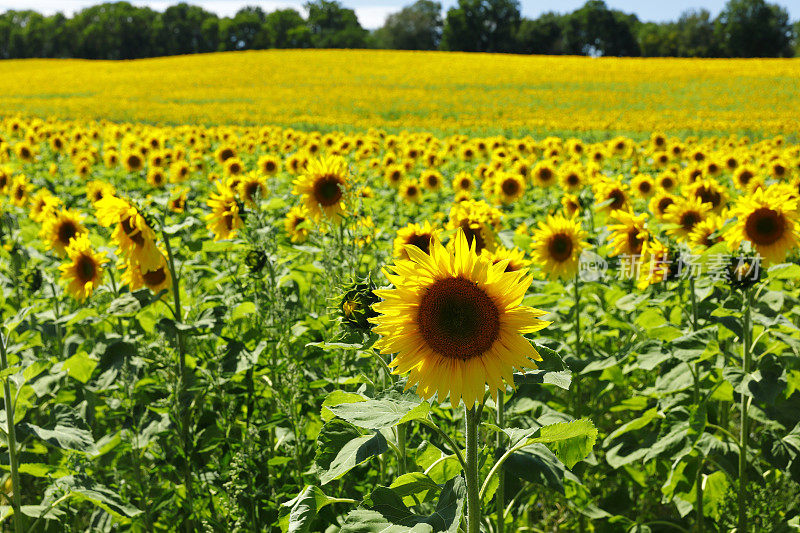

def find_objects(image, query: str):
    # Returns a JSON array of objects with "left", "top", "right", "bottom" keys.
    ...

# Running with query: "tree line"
[{"left": 0, "top": 0, "right": 797, "bottom": 60}]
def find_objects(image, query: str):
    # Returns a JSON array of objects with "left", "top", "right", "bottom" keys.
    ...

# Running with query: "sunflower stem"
[
  {"left": 162, "top": 229, "right": 194, "bottom": 530},
  {"left": 573, "top": 275, "right": 586, "bottom": 533},
  {"left": 688, "top": 276, "right": 703, "bottom": 533},
  {"left": 464, "top": 406, "right": 480, "bottom": 533},
  {"left": 0, "top": 332, "right": 24, "bottom": 533},
  {"left": 738, "top": 288, "right": 752, "bottom": 533},
  {"left": 495, "top": 389, "right": 505, "bottom": 533},
  {"left": 397, "top": 423, "right": 407, "bottom": 476}
]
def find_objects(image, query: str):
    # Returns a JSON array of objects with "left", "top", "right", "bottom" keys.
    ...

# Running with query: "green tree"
[
  {"left": 637, "top": 22, "right": 679, "bottom": 57},
  {"left": 305, "top": 0, "right": 368, "bottom": 49},
  {"left": 68, "top": 3, "right": 161, "bottom": 59},
  {"left": 714, "top": 0, "right": 794, "bottom": 57},
  {"left": 264, "top": 9, "right": 312, "bottom": 49},
  {"left": 676, "top": 9, "right": 721, "bottom": 57},
  {"left": 219, "top": 7, "right": 272, "bottom": 51},
  {"left": 158, "top": 3, "right": 219, "bottom": 55},
  {"left": 373, "top": 0, "right": 442, "bottom": 50},
  {"left": 441, "top": 0, "right": 520, "bottom": 53},
  {"left": 562, "top": 0, "right": 640, "bottom": 56},
  {"left": 515, "top": 12, "right": 564, "bottom": 55}
]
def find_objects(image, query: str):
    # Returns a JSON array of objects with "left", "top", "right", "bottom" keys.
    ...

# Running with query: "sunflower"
[
  {"left": 292, "top": 156, "right": 349, "bottom": 224},
  {"left": 258, "top": 155, "right": 280, "bottom": 176},
  {"left": 664, "top": 196, "right": 711, "bottom": 241},
  {"left": 421, "top": 170, "right": 443, "bottom": 192},
  {"left": 446, "top": 200, "right": 502, "bottom": 254},
  {"left": 594, "top": 180, "right": 629, "bottom": 214},
  {"left": 215, "top": 145, "right": 237, "bottom": 164},
  {"left": 223, "top": 157, "right": 244, "bottom": 177},
  {"left": 531, "top": 214, "right": 589, "bottom": 279},
  {"left": 558, "top": 164, "right": 585, "bottom": 192},
  {"left": 205, "top": 181, "right": 244, "bottom": 241},
  {"left": 147, "top": 167, "right": 167, "bottom": 188},
  {"left": 103, "top": 150, "right": 119, "bottom": 168},
  {"left": 400, "top": 180, "right": 423, "bottom": 204},
  {"left": 607, "top": 211, "right": 649, "bottom": 257},
  {"left": 725, "top": 187, "right": 799, "bottom": 264},
  {"left": 86, "top": 180, "right": 115, "bottom": 205},
  {"left": 384, "top": 164, "right": 405, "bottom": 188},
  {"left": 393, "top": 221, "right": 440, "bottom": 259},
  {"left": 59, "top": 234, "right": 107, "bottom": 301},
  {"left": 631, "top": 174, "right": 655, "bottom": 198},
  {"left": 122, "top": 254, "right": 172, "bottom": 293},
  {"left": 284, "top": 205, "right": 312, "bottom": 244},
  {"left": 168, "top": 188, "right": 188, "bottom": 213},
  {"left": 122, "top": 151, "right": 144, "bottom": 172},
  {"left": 238, "top": 172, "right": 268, "bottom": 206},
  {"left": 481, "top": 246, "right": 530, "bottom": 273},
  {"left": 0, "top": 167, "right": 10, "bottom": 193},
  {"left": 30, "top": 189, "right": 60, "bottom": 223},
  {"left": 637, "top": 240, "right": 672, "bottom": 290},
  {"left": 170, "top": 161, "right": 191, "bottom": 183},
  {"left": 733, "top": 165, "right": 760, "bottom": 191},
  {"left": 561, "top": 193, "right": 581, "bottom": 217},
  {"left": 494, "top": 173, "right": 525, "bottom": 204},
  {"left": 95, "top": 196, "right": 162, "bottom": 271},
  {"left": 688, "top": 179, "right": 727, "bottom": 213},
  {"left": 10, "top": 176, "right": 29, "bottom": 207},
  {"left": 531, "top": 160, "right": 557, "bottom": 187},
  {"left": 649, "top": 191, "right": 677, "bottom": 221},
  {"left": 689, "top": 214, "right": 726, "bottom": 251},
  {"left": 452, "top": 172, "right": 474, "bottom": 193},
  {"left": 371, "top": 230, "right": 550, "bottom": 408},
  {"left": 41, "top": 209, "right": 88, "bottom": 256}
]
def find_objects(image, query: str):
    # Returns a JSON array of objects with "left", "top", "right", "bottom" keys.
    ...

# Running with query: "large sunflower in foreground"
[
  {"left": 725, "top": 187, "right": 799, "bottom": 264},
  {"left": 292, "top": 156, "right": 349, "bottom": 224},
  {"left": 531, "top": 214, "right": 589, "bottom": 279},
  {"left": 59, "top": 234, "right": 107, "bottom": 301},
  {"left": 372, "top": 230, "right": 550, "bottom": 408}
]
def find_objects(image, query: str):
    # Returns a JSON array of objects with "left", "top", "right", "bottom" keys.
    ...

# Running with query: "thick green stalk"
[
  {"left": 0, "top": 335, "right": 23, "bottom": 533},
  {"left": 689, "top": 277, "right": 702, "bottom": 533},
  {"left": 464, "top": 407, "right": 480, "bottom": 533},
  {"left": 574, "top": 275, "right": 586, "bottom": 533},
  {"left": 162, "top": 230, "right": 194, "bottom": 530},
  {"left": 495, "top": 390, "right": 505, "bottom": 533},
  {"left": 397, "top": 423, "right": 407, "bottom": 475},
  {"left": 738, "top": 289, "right": 752, "bottom": 532}
]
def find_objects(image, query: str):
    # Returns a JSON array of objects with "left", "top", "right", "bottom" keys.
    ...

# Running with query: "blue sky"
[{"left": 3, "top": 0, "right": 798, "bottom": 29}]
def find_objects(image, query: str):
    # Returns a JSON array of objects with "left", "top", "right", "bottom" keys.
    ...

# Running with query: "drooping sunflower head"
[
  {"left": 30, "top": 189, "right": 60, "bottom": 223},
  {"left": 607, "top": 210, "right": 649, "bottom": 258},
  {"left": 168, "top": 188, "right": 189, "bottom": 213},
  {"left": 122, "top": 253, "right": 172, "bottom": 294},
  {"left": 531, "top": 213, "right": 589, "bottom": 279},
  {"left": 689, "top": 214, "right": 726, "bottom": 251},
  {"left": 292, "top": 156, "right": 349, "bottom": 224},
  {"left": 561, "top": 193, "right": 582, "bottom": 217},
  {"left": 372, "top": 229, "right": 550, "bottom": 408},
  {"left": 58, "top": 234, "right": 107, "bottom": 302},
  {"left": 10, "top": 176, "right": 29, "bottom": 207},
  {"left": 393, "top": 221, "right": 440, "bottom": 260},
  {"left": 41, "top": 209, "right": 88, "bottom": 256},
  {"left": 637, "top": 239, "right": 673, "bottom": 290},
  {"left": 724, "top": 186, "right": 799, "bottom": 264},
  {"left": 688, "top": 178, "right": 728, "bottom": 213},
  {"left": 664, "top": 196, "right": 712, "bottom": 241}
]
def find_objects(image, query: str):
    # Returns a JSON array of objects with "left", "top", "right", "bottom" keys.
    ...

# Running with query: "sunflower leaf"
[
  {"left": 326, "top": 392, "right": 430, "bottom": 430},
  {"left": 513, "top": 370, "right": 572, "bottom": 390},
  {"left": 315, "top": 419, "right": 388, "bottom": 485}
]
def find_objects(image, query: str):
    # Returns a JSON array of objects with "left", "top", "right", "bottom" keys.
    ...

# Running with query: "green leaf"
[
  {"left": 60, "top": 352, "right": 97, "bottom": 384},
  {"left": 314, "top": 419, "right": 388, "bottom": 485},
  {"left": 340, "top": 476, "right": 465, "bottom": 533},
  {"left": 49, "top": 475, "right": 141, "bottom": 519},
  {"left": 327, "top": 392, "right": 430, "bottom": 430},
  {"left": 529, "top": 419, "right": 597, "bottom": 468},
  {"left": 19, "top": 406, "right": 97, "bottom": 454},
  {"left": 513, "top": 370, "right": 571, "bottom": 390},
  {"left": 390, "top": 472, "right": 441, "bottom": 506},
  {"left": 279, "top": 486, "right": 343, "bottom": 533},
  {"left": 604, "top": 408, "right": 663, "bottom": 445},
  {"left": 530, "top": 342, "right": 568, "bottom": 371},
  {"left": 231, "top": 301, "right": 256, "bottom": 321},
  {"left": 106, "top": 293, "right": 142, "bottom": 317},
  {"left": 504, "top": 443, "right": 579, "bottom": 494}
]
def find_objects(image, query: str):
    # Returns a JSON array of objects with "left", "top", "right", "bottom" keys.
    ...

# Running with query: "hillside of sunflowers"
[{"left": 0, "top": 50, "right": 799, "bottom": 533}]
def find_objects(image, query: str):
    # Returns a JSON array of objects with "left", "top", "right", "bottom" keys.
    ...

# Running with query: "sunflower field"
[{"left": 1, "top": 51, "right": 800, "bottom": 533}]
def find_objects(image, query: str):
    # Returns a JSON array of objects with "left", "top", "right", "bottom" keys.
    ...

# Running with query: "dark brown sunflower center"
[
  {"left": 638, "top": 181, "right": 652, "bottom": 193},
  {"left": 219, "top": 148, "right": 234, "bottom": 161},
  {"left": 661, "top": 177, "right": 675, "bottom": 189},
  {"left": 127, "top": 155, "right": 141, "bottom": 168},
  {"left": 696, "top": 187, "right": 721, "bottom": 208},
  {"left": 427, "top": 176, "right": 439, "bottom": 187},
  {"left": 407, "top": 233, "right": 432, "bottom": 254},
  {"left": 567, "top": 174, "right": 579, "bottom": 186},
  {"left": 405, "top": 185, "right": 419, "bottom": 197},
  {"left": 627, "top": 229, "right": 644, "bottom": 254},
  {"left": 539, "top": 168, "right": 553, "bottom": 182},
  {"left": 245, "top": 182, "right": 261, "bottom": 200},
  {"left": 774, "top": 164, "right": 785, "bottom": 176},
  {"left": 501, "top": 179, "right": 520, "bottom": 197},
  {"left": 76, "top": 255, "right": 96, "bottom": 283},
  {"left": 658, "top": 197, "right": 675, "bottom": 213},
  {"left": 143, "top": 267, "right": 167, "bottom": 287},
  {"left": 121, "top": 217, "right": 146, "bottom": 247},
  {"left": 680, "top": 211, "right": 701, "bottom": 230},
  {"left": 548, "top": 233, "right": 573, "bottom": 262},
  {"left": 57, "top": 221, "right": 78, "bottom": 245},
  {"left": 265, "top": 161, "right": 276, "bottom": 172},
  {"left": 313, "top": 175, "right": 343, "bottom": 206},
  {"left": 608, "top": 190, "right": 625, "bottom": 210},
  {"left": 738, "top": 171, "right": 753, "bottom": 185},
  {"left": 745, "top": 208, "right": 785, "bottom": 246},
  {"left": 417, "top": 276, "right": 500, "bottom": 360}
]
